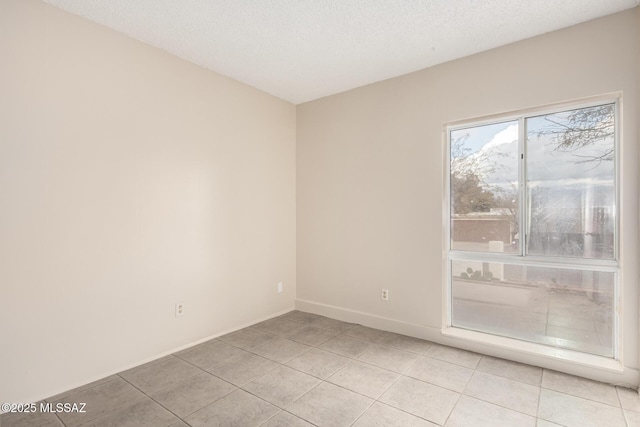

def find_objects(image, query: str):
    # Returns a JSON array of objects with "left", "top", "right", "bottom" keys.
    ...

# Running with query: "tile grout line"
[
  {"left": 256, "top": 321, "right": 419, "bottom": 426},
  {"left": 44, "top": 375, "right": 122, "bottom": 404},
  {"left": 540, "top": 383, "right": 625, "bottom": 409},
  {"left": 368, "top": 346, "right": 435, "bottom": 422},
  {"left": 535, "top": 369, "right": 543, "bottom": 422},
  {"left": 461, "top": 378, "right": 541, "bottom": 420},
  {"left": 160, "top": 357, "right": 239, "bottom": 421},
  {"left": 244, "top": 320, "right": 366, "bottom": 425},
  {"left": 118, "top": 353, "right": 251, "bottom": 425},
  {"left": 255, "top": 409, "right": 283, "bottom": 427},
  {"left": 614, "top": 385, "right": 631, "bottom": 427},
  {"left": 73, "top": 375, "right": 149, "bottom": 427},
  {"left": 278, "top": 378, "right": 326, "bottom": 425},
  {"left": 115, "top": 373, "right": 187, "bottom": 426},
  {"left": 54, "top": 413, "right": 66, "bottom": 427},
  {"left": 43, "top": 375, "right": 144, "bottom": 427},
  {"left": 451, "top": 360, "right": 544, "bottom": 423},
  {"left": 370, "top": 353, "right": 435, "bottom": 424},
  {"left": 442, "top": 364, "right": 475, "bottom": 426},
  {"left": 346, "top": 397, "right": 376, "bottom": 427}
]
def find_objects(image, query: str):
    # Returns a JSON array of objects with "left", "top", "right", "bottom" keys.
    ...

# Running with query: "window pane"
[
  {"left": 450, "top": 121, "right": 519, "bottom": 253},
  {"left": 451, "top": 260, "right": 614, "bottom": 357},
  {"left": 526, "top": 105, "right": 615, "bottom": 259}
]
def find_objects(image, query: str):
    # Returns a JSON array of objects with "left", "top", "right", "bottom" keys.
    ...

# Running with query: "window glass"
[
  {"left": 450, "top": 120, "right": 519, "bottom": 253},
  {"left": 526, "top": 104, "right": 615, "bottom": 259},
  {"left": 451, "top": 260, "right": 614, "bottom": 357}
]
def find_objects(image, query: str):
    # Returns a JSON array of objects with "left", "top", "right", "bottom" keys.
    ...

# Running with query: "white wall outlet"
[
  {"left": 277, "top": 282, "right": 283, "bottom": 293},
  {"left": 175, "top": 303, "right": 184, "bottom": 317},
  {"left": 381, "top": 289, "right": 389, "bottom": 301}
]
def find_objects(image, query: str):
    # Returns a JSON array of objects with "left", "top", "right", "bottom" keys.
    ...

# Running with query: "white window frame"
[{"left": 443, "top": 94, "right": 621, "bottom": 361}]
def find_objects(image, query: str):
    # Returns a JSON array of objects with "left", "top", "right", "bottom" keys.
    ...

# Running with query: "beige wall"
[
  {"left": 0, "top": 0, "right": 296, "bottom": 403},
  {"left": 637, "top": 5, "right": 640, "bottom": 377},
  {"left": 297, "top": 9, "right": 639, "bottom": 384}
]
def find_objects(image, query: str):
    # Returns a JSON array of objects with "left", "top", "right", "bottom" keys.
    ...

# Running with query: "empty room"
[{"left": 2, "top": 0, "right": 640, "bottom": 426}]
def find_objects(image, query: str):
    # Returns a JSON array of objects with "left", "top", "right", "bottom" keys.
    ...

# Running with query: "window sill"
[{"left": 442, "top": 326, "right": 623, "bottom": 373}]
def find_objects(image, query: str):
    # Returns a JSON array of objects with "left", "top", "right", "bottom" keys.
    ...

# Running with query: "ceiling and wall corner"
[{"left": 42, "top": 0, "right": 640, "bottom": 104}]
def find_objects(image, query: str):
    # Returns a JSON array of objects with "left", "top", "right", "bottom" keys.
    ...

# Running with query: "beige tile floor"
[{"left": 2, "top": 310, "right": 639, "bottom": 426}]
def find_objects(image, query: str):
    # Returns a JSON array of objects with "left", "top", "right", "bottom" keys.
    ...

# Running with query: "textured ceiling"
[{"left": 43, "top": 0, "right": 640, "bottom": 104}]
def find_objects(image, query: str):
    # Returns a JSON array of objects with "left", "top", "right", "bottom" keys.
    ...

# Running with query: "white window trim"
[{"left": 442, "top": 93, "right": 622, "bottom": 365}]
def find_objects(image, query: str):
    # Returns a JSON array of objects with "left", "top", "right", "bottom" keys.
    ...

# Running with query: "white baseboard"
[
  {"left": 295, "top": 298, "right": 639, "bottom": 388},
  {"left": 295, "top": 298, "right": 443, "bottom": 340}
]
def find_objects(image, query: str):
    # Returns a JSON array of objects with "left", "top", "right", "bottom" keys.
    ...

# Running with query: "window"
[{"left": 447, "top": 100, "right": 618, "bottom": 358}]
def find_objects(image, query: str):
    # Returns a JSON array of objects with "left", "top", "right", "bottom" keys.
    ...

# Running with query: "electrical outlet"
[
  {"left": 381, "top": 289, "right": 389, "bottom": 301},
  {"left": 277, "top": 282, "right": 283, "bottom": 293},
  {"left": 175, "top": 303, "right": 184, "bottom": 317}
]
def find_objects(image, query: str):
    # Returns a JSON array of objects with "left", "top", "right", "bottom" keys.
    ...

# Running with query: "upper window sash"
[{"left": 447, "top": 97, "right": 619, "bottom": 264}]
